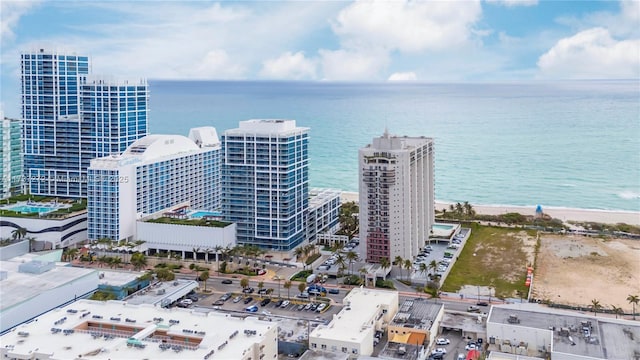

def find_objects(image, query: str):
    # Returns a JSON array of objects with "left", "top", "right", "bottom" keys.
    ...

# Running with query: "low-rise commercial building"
[
  {"left": 96, "top": 269, "right": 150, "bottom": 300},
  {"left": 0, "top": 246, "right": 97, "bottom": 333},
  {"left": 307, "top": 188, "right": 341, "bottom": 244},
  {"left": 487, "top": 304, "right": 640, "bottom": 360},
  {"left": 309, "top": 288, "right": 399, "bottom": 358},
  {"left": 0, "top": 299, "right": 278, "bottom": 359},
  {"left": 387, "top": 298, "right": 445, "bottom": 350}
]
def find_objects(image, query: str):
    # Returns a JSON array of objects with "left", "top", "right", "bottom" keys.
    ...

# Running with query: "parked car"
[
  {"left": 297, "top": 292, "right": 309, "bottom": 299},
  {"left": 477, "top": 301, "right": 489, "bottom": 306},
  {"left": 245, "top": 305, "right": 258, "bottom": 312},
  {"left": 297, "top": 304, "right": 305, "bottom": 311},
  {"left": 232, "top": 296, "right": 242, "bottom": 303},
  {"left": 243, "top": 297, "right": 253, "bottom": 304},
  {"left": 275, "top": 299, "right": 284, "bottom": 307},
  {"left": 328, "top": 288, "right": 339, "bottom": 294},
  {"left": 456, "top": 354, "right": 466, "bottom": 360},
  {"left": 435, "top": 338, "right": 450, "bottom": 345},
  {"left": 465, "top": 343, "right": 477, "bottom": 351},
  {"left": 315, "top": 303, "right": 327, "bottom": 312},
  {"left": 242, "top": 287, "right": 255, "bottom": 294},
  {"left": 429, "top": 354, "right": 444, "bottom": 360},
  {"left": 260, "top": 298, "right": 271, "bottom": 306},
  {"left": 258, "top": 288, "right": 267, "bottom": 295},
  {"left": 280, "top": 300, "right": 290, "bottom": 308},
  {"left": 212, "top": 299, "right": 225, "bottom": 306},
  {"left": 221, "top": 279, "right": 233, "bottom": 284},
  {"left": 432, "top": 348, "right": 447, "bottom": 355},
  {"left": 304, "top": 303, "right": 313, "bottom": 311},
  {"left": 467, "top": 306, "right": 481, "bottom": 313},
  {"left": 220, "top": 293, "right": 232, "bottom": 301}
]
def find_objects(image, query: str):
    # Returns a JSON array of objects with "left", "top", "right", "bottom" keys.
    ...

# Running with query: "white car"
[
  {"left": 435, "top": 338, "right": 450, "bottom": 345},
  {"left": 432, "top": 348, "right": 447, "bottom": 355},
  {"left": 465, "top": 343, "right": 477, "bottom": 351}
]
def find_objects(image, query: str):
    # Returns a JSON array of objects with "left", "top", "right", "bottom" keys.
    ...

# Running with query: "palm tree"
[
  {"left": 455, "top": 202, "right": 464, "bottom": 215},
  {"left": 611, "top": 305, "right": 624, "bottom": 319},
  {"left": 284, "top": 281, "right": 292, "bottom": 299},
  {"left": 379, "top": 257, "right": 391, "bottom": 280},
  {"left": 346, "top": 251, "right": 358, "bottom": 276},
  {"left": 394, "top": 256, "right": 404, "bottom": 280},
  {"left": 274, "top": 276, "right": 283, "bottom": 298},
  {"left": 200, "top": 270, "right": 209, "bottom": 291},
  {"left": 213, "top": 245, "right": 224, "bottom": 274},
  {"left": 298, "top": 282, "right": 306, "bottom": 295},
  {"left": 257, "top": 281, "right": 265, "bottom": 298},
  {"left": 627, "top": 294, "right": 639, "bottom": 320},
  {"left": 428, "top": 260, "right": 438, "bottom": 278},
  {"left": 590, "top": 299, "right": 602, "bottom": 317},
  {"left": 335, "top": 253, "right": 346, "bottom": 273},
  {"left": 403, "top": 259, "right": 412, "bottom": 282},
  {"left": 463, "top": 201, "right": 475, "bottom": 218},
  {"left": 130, "top": 252, "right": 147, "bottom": 271},
  {"left": 419, "top": 263, "right": 428, "bottom": 279},
  {"left": 294, "top": 247, "right": 306, "bottom": 268},
  {"left": 359, "top": 268, "right": 368, "bottom": 287},
  {"left": 111, "top": 257, "right": 122, "bottom": 269},
  {"left": 11, "top": 227, "right": 27, "bottom": 241}
]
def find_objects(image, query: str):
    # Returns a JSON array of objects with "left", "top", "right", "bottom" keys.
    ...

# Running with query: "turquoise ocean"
[{"left": 148, "top": 80, "right": 640, "bottom": 212}]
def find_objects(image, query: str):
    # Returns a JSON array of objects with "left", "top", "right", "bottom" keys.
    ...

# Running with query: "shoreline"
[{"left": 340, "top": 191, "right": 640, "bottom": 226}]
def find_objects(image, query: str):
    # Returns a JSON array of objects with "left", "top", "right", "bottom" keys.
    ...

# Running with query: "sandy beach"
[{"left": 340, "top": 191, "right": 640, "bottom": 226}]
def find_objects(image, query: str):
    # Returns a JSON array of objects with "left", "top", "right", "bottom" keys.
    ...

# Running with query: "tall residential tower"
[
  {"left": 21, "top": 49, "right": 148, "bottom": 197},
  {"left": 1, "top": 112, "right": 22, "bottom": 199},
  {"left": 359, "top": 129, "right": 435, "bottom": 263},
  {"left": 222, "top": 119, "right": 309, "bottom": 251}
]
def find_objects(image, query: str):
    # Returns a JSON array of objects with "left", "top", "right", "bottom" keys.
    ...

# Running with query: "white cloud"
[
  {"left": 194, "top": 50, "right": 245, "bottom": 79},
  {"left": 260, "top": 51, "right": 317, "bottom": 80},
  {"left": 388, "top": 72, "right": 417, "bottom": 81},
  {"left": 332, "top": 0, "right": 482, "bottom": 53},
  {"left": 537, "top": 27, "right": 640, "bottom": 79},
  {"left": 319, "top": 49, "right": 389, "bottom": 81},
  {"left": 485, "top": 0, "right": 538, "bottom": 7},
  {"left": 0, "top": 0, "right": 40, "bottom": 41}
]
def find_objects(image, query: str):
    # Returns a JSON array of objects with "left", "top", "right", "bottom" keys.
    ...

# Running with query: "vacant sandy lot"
[{"left": 534, "top": 235, "right": 640, "bottom": 311}]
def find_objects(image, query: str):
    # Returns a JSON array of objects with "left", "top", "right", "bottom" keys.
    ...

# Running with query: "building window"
[
  {"left": 352, "top": 349, "right": 358, "bottom": 354},
  {"left": 321, "top": 344, "right": 326, "bottom": 350},
  {"left": 341, "top": 347, "right": 347, "bottom": 353},
  {"left": 311, "top": 343, "right": 317, "bottom": 348}
]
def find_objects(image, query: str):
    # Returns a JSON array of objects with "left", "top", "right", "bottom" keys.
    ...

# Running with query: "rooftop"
[
  {"left": 0, "top": 253, "right": 97, "bottom": 311},
  {"left": 390, "top": 298, "right": 443, "bottom": 331},
  {"left": 124, "top": 279, "right": 198, "bottom": 307},
  {"left": 98, "top": 269, "right": 145, "bottom": 287},
  {"left": 299, "top": 349, "right": 350, "bottom": 360},
  {"left": 0, "top": 299, "right": 276, "bottom": 359},
  {"left": 379, "top": 341, "right": 423, "bottom": 360},
  {"left": 144, "top": 216, "right": 231, "bottom": 228},
  {"left": 310, "top": 288, "right": 398, "bottom": 344},
  {"left": 225, "top": 119, "right": 309, "bottom": 135},
  {"left": 309, "top": 188, "right": 341, "bottom": 208},
  {"left": 489, "top": 304, "right": 640, "bottom": 359}
]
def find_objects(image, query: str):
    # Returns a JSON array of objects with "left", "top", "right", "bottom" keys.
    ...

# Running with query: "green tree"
[
  {"left": 257, "top": 281, "right": 265, "bottom": 298},
  {"left": 274, "top": 276, "right": 283, "bottom": 298},
  {"left": 240, "top": 277, "right": 249, "bottom": 289},
  {"left": 284, "top": 281, "right": 292, "bottom": 299},
  {"left": 627, "top": 294, "right": 639, "bottom": 320},
  {"left": 298, "top": 282, "right": 306, "bottom": 295},
  {"left": 11, "top": 227, "right": 27, "bottom": 241},
  {"left": 200, "top": 270, "right": 209, "bottom": 291},
  {"left": 379, "top": 257, "right": 391, "bottom": 280},
  {"left": 590, "top": 299, "right": 602, "bottom": 317},
  {"left": 111, "top": 257, "right": 122, "bottom": 269},
  {"left": 346, "top": 251, "right": 358, "bottom": 275},
  {"left": 359, "top": 267, "right": 368, "bottom": 287},
  {"left": 419, "top": 263, "right": 428, "bottom": 279},
  {"left": 394, "top": 256, "right": 404, "bottom": 280},
  {"left": 130, "top": 252, "right": 147, "bottom": 271},
  {"left": 403, "top": 259, "right": 413, "bottom": 282},
  {"left": 156, "top": 268, "right": 175, "bottom": 281},
  {"left": 611, "top": 305, "right": 624, "bottom": 319},
  {"left": 428, "top": 260, "right": 438, "bottom": 278},
  {"left": 214, "top": 245, "right": 224, "bottom": 275},
  {"left": 336, "top": 201, "right": 359, "bottom": 239}
]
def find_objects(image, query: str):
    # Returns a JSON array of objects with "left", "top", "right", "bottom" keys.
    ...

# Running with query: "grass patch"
[
  {"left": 146, "top": 216, "right": 231, "bottom": 228},
  {"left": 441, "top": 223, "right": 534, "bottom": 299},
  {"left": 291, "top": 270, "right": 313, "bottom": 282},
  {"left": 305, "top": 252, "right": 321, "bottom": 265}
]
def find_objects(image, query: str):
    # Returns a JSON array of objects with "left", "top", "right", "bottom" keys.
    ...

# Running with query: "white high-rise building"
[
  {"left": 87, "top": 127, "right": 221, "bottom": 242},
  {"left": 359, "top": 129, "right": 434, "bottom": 263},
  {"left": 222, "top": 119, "right": 309, "bottom": 251}
]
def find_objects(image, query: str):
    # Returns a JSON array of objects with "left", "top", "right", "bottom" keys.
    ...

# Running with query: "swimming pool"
[
  {"left": 432, "top": 223, "right": 455, "bottom": 230},
  {"left": 3, "top": 204, "right": 61, "bottom": 214},
  {"left": 189, "top": 210, "right": 222, "bottom": 219}
]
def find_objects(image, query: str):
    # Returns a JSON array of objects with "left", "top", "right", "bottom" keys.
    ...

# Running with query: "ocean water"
[{"left": 148, "top": 80, "right": 640, "bottom": 212}]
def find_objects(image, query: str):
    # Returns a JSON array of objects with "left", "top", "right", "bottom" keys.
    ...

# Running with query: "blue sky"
[{"left": 1, "top": 0, "right": 639, "bottom": 117}]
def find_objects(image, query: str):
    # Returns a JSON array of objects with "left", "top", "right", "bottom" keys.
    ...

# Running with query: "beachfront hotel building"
[
  {"left": 1, "top": 112, "right": 22, "bottom": 199},
  {"left": 222, "top": 119, "right": 309, "bottom": 251},
  {"left": 87, "top": 127, "right": 221, "bottom": 242},
  {"left": 21, "top": 49, "right": 148, "bottom": 197},
  {"left": 359, "top": 129, "right": 435, "bottom": 263}
]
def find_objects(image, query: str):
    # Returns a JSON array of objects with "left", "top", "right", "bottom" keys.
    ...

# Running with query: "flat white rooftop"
[
  {"left": 0, "top": 254, "right": 97, "bottom": 311},
  {"left": 98, "top": 269, "right": 143, "bottom": 287},
  {"left": 1, "top": 299, "right": 276, "bottom": 359},
  {"left": 311, "top": 288, "right": 398, "bottom": 344},
  {"left": 309, "top": 188, "right": 341, "bottom": 208}
]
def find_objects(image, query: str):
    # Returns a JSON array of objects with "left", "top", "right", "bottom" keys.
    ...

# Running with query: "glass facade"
[
  {"left": 222, "top": 120, "right": 309, "bottom": 251},
  {"left": 21, "top": 50, "right": 148, "bottom": 197},
  {"left": 1, "top": 117, "right": 23, "bottom": 199}
]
